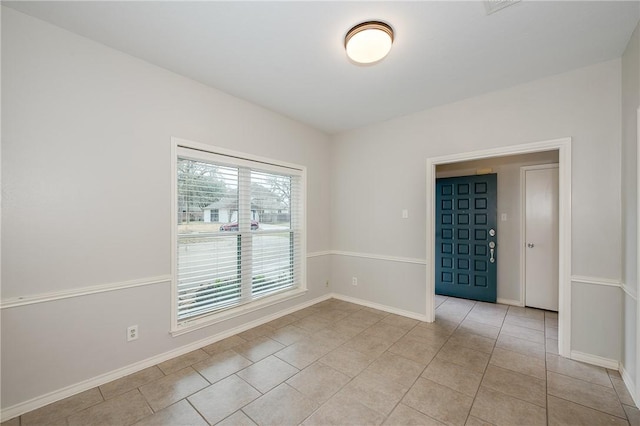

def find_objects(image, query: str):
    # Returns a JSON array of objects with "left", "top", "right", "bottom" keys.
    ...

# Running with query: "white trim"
[
  {"left": 621, "top": 363, "right": 640, "bottom": 407},
  {"left": 0, "top": 275, "right": 172, "bottom": 309},
  {"left": 0, "top": 293, "right": 332, "bottom": 422},
  {"left": 570, "top": 350, "right": 619, "bottom": 370},
  {"left": 330, "top": 250, "right": 426, "bottom": 265},
  {"left": 426, "top": 137, "right": 572, "bottom": 358},
  {"left": 520, "top": 164, "right": 559, "bottom": 308},
  {"left": 622, "top": 285, "right": 637, "bottom": 301},
  {"left": 331, "top": 293, "right": 429, "bottom": 321},
  {"left": 497, "top": 298, "right": 523, "bottom": 307},
  {"left": 306, "top": 250, "right": 332, "bottom": 258},
  {"left": 636, "top": 108, "right": 640, "bottom": 405},
  {"left": 571, "top": 275, "right": 622, "bottom": 288}
]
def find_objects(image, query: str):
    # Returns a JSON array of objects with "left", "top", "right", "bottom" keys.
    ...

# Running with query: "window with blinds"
[{"left": 173, "top": 143, "right": 305, "bottom": 329}]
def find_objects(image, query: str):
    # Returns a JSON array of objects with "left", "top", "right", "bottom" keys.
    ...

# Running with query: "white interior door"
[{"left": 524, "top": 165, "right": 559, "bottom": 311}]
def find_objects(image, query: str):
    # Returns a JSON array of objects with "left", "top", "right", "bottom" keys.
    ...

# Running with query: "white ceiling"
[{"left": 5, "top": 1, "right": 640, "bottom": 134}]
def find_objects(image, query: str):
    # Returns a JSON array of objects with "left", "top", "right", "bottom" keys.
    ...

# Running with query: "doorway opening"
[{"left": 426, "top": 138, "right": 571, "bottom": 357}]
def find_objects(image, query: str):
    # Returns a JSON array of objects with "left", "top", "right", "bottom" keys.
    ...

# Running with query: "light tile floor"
[{"left": 4, "top": 296, "right": 639, "bottom": 426}]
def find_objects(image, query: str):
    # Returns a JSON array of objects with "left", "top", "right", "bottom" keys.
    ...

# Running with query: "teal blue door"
[{"left": 436, "top": 174, "right": 497, "bottom": 303}]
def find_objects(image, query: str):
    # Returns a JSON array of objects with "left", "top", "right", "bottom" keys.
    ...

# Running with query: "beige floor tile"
[
  {"left": 265, "top": 314, "right": 298, "bottom": 329},
  {"left": 67, "top": 389, "right": 152, "bottom": 426},
  {"left": 99, "top": 366, "right": 164, "bottom": 400},
  {"left": 233, "top": 336, "right": 285, "bottom": 362},
  {"left": 448, "top": 330, "right": 496, "bottom": 354},
  {"left": 335, "top": 370, "right": 409, "bottom": 416},
  {"left": 481, "top": 365, "right": 546, "bottom": 407},
  {"left": 365, "top": 351, "right": 425, "bottom": 387},
  {"left": 436, "top": 342, "right": 490, "bottom": 373},
  {"left": 192, "top": 349, "right": 253, "bottom": 384},
  {"left": 545, "top": 311, "right": 558, "bottom": 319},
  {"left": 465, "top": 416, "right": 495, "bottom": 426},
  {"left": 546, "top": 327, "right": 559, "bottom": 339},
  {"left": 547, "top": 395, "right": 629, "bottom": 426},
  {"left": 266, "top": 324, "right": 310, "bottom": 345},
  {"left": 21, "top": 387, "right": 104, "bottom": 425},
  {"left": 274, "top": 337, "right": 332, "bottom": 369},
  {"left": 328, "top": 319, "right": 368, "bottom": 338},
  {"left": 489, "top": 347, "right": 546, "bottom": 379},
  {"left": 406, "top": 325, "right": 451, "bottom": 348},
  {"left": 500, "top": 323, "right": 545, "bottom": 344},
  {"left": 237, "top": 355, "right": 299, "bottom": 393},
  {"left": 132, "top": 399, "right": 207, "bottom": 426},
  {"left": 402, "top": 377, "right": 474, "bottom": 426},
  {"left": 238, "top": 324, "right": 276, "bottom": 341},
  {"left": 547, "top": 371, "right": 626, "bottom": 418},
  {"left": 216, "top": 410, "right": 257, "bottom": 426},
  {"left": 314, "top": 327, "right": 350, "bottom": 349},
  {"left": 466, "top": 311, "right": 506, "bottom": 328},
  {"left": 318, "top": 346, "right": 377, "bottom": 377},
  {"left": 380, "top": 314, "right": 420, "bottom": 330},
  {"left": 546, "top": 338, "right": 559, "bottom": 354},
  {"left": 290, "top": 306, "right": 320, "bottom": 319},
  {"left": 388, "top": 334, "right": 441, "bottom": 366},
  {"left": 342, "top": 333, "right": 393, "bottom": 357},
  {"left": 495, "top": 333, "right": 545, "bottom": 359},
  {"left": 435, "top": 295, "right": 449, "bottom": 307},
  {"left": 243, "top": 383, "right": 318, "bottom": 426},
  {"left": 1, "top": 418, "right": 19, "bottom": 426},
  {"left": 470, "top": 386, "right": 546, "bottom": 426},
  {"left": 546, "top": 353, "right": 612, "bottom": 387},
  {"left": 546, "top": 316, "right": 559, "bottom": 328},
  {"left": 301, "top": 394, "right": 385, "bottom": 426},
  {"left": 314, "top": 308, "right": 350, "bottom": 324},
  {"left": 286, "top": 362, "right": 350, "bottom": 403},
  {"left": 422, "top": 357, "right": 483, "bottom": 398},
  {"left": 435, "top": 308, "right": 468, "bottom": 324},
  {"left": 416, "top": 317, "right": 459, "bottom": 335},
  {"left": 293, "top": 314, "right": 333, "bottom": 332},
  {"left": 623, "top": 404, "right": 639, "bottom": 426},
  {"left": 157, "top": 349, "right": 210, "bottom": 375},
  {"left": 383, "top": 403, "right": 446, "bottom": 425},
  {"left": 609, "top": 369, "right": 623, "bottom": 379},
  {"left": 504, "top": 313, "right": 545, "bottom": 331},
  {"left": 139, "top": 367, "right": 209, "bottom": 412},
  {"left": 188, "top": 375, "right": 260, "bottom": 425},
  {"left": 202, "top": 335, "right": 247, "bottom": 356},
  {"left": 612, "top": 377, "right": 636, "bottom": 406},
  {"left": 362, "top": 322, "right": 408, "bottom": 343},
  {"left": 346, "top": 309, "right": 386, "bottom": 327},
  {"left": 459, "top": 319, "right": 501, "bottom": 340},
  {"left": 507, "top": 306, "right": 545, "bottom": 321}
]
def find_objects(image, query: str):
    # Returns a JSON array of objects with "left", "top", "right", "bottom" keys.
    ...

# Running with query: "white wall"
[
  {"left": 436, "top": 152, "right": 559, "bottom": 304},
  {"left": 621, "top": 19, "right": 640, "bottom": 400},
  {"left": 1, "top": 7, "right": 332, "bottom": 410},
  {"left": 331, "top": 59, "right": 622, "bottom": 360}
]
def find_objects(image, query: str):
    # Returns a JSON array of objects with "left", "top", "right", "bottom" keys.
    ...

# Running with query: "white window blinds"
[{"left": 174, "top": 146, "right": 304, "bottom": 326}]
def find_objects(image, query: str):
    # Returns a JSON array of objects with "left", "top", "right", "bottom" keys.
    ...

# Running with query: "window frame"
[{"left": 170, "top": 137, "right": 307, "bottom": 336}]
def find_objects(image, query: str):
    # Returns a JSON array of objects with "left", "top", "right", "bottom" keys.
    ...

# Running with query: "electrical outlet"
[
  {"left": 352, "top": 277, "right": 358, "bottom": 286},
  {"left": 127, "top": 325, "right": 139, "bottom": 342}
]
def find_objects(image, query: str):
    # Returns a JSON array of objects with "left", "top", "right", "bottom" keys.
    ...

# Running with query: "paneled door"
[{"left": 436, "top": 174, "right": 497, "bottom": 302}]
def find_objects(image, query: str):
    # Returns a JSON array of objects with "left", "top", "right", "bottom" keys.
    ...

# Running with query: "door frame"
[
  {"left": 520, "top": 163, "right": 559, "bottom": 308},
  {"left": 426, "top": 137, "right": 572, "bottom": 357}
]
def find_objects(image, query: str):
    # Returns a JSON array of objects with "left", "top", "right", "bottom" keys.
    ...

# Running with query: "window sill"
[{"left": 170, "top": 287, "right": 307, "bottom": 337}]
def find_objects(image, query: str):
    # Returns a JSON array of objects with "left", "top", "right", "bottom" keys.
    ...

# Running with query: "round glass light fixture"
[{"left": 345, "top": 21, "right": 394, "bottom": 64}]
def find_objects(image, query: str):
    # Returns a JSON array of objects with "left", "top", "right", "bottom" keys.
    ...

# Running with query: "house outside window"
[{"left": 171, "top": 139, "right": 306, "bottom": 333}]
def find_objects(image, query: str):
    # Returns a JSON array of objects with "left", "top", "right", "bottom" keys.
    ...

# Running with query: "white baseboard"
[
  {"left": 570, "top": 350, "right": 619, "bottom": 370},
  {"left": 620, "top": 364, "right": 640, "bottom": 408},
  {"left": 0, "top": 293, "right": 332, "bottom": 422},
  {"left": 497, "top": 298, "right": 523, "bottom": 307},
  {"left": 330, "top": 293, "right": 429, "bottom": 322}
]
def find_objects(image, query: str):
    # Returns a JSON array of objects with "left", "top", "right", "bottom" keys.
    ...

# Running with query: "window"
[{"left": 172, "top": 140, "right": 306, "bottom": 332}]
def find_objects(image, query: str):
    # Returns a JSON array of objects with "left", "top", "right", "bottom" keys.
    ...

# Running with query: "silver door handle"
[
  {"left": 490, "top": 248, "right": 495, "bottom": 263},
  {"left": 527, "top": 243, "right": 535, "bottom": 248}
]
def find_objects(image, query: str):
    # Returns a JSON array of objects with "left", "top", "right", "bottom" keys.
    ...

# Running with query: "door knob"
[{"left": 527, "top": 243, "right": 535, "bottom": 248}]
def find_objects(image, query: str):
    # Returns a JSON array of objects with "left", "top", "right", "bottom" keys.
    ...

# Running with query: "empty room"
[{"left": 2, "top": 1, "right": 640, "bottom": 425}]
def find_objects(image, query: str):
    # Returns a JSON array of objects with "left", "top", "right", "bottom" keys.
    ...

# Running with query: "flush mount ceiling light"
[{"left": 344, "top": 21, "right": 394, "bottom": 65}]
